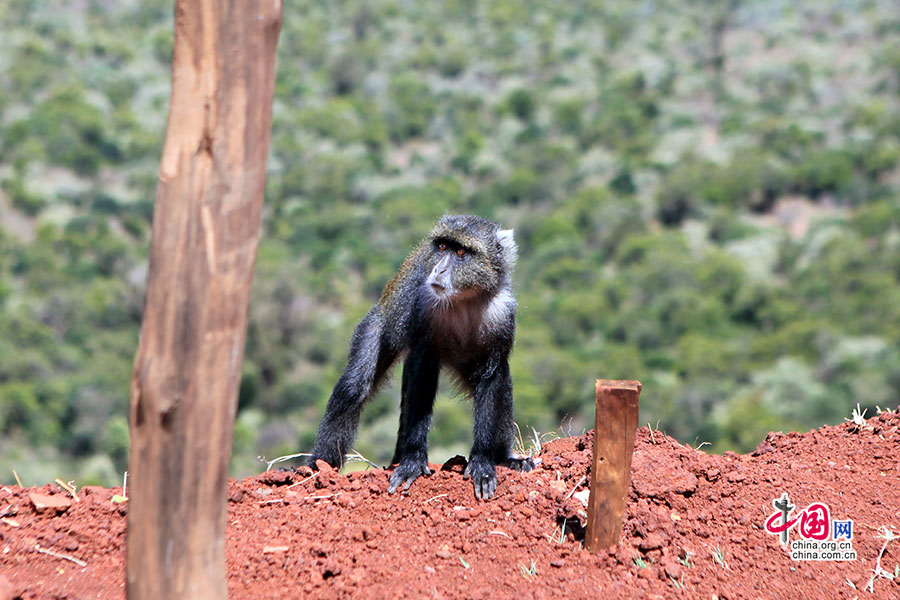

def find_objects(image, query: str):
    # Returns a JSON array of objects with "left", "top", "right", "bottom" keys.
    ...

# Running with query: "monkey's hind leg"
[
  {"left": 309, "top": 312, "right": 395, "bottom": 469},
  {"left": 501, "top": 455, "right": 538, "bottom": 471},
  {"left": 387, "top": 349, "right": 439, "bottom": 494}
]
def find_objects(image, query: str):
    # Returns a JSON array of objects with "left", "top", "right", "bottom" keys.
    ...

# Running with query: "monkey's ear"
[
  {"left": 497, "top": 228, "right": 518, "bottom": 269},
  {"left": 497, "top": 228, "right": 515, "bottom": 244}
]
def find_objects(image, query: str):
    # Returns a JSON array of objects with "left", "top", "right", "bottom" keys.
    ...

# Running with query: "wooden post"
[
  {"left": 126, "top": 1, "right": 281, "bottom": 598},
  {"left": 584, "top": 379, "right": 641, "bottom": 552}
]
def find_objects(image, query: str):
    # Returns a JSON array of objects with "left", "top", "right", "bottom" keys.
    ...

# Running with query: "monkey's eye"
[
  {"left": 438, "top": 243, "right": 447, "bottom": 252},
  {"left": 456, "top": 248, "right": 466, "bottom": 257}
]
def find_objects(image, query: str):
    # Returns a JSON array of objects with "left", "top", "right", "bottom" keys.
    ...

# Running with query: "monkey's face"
[
  {"left": 421, "top": 215, "right": 517, "bottom": 308},
  {"left": 424, "top": 237, "right": 499, "bottom": 306}
]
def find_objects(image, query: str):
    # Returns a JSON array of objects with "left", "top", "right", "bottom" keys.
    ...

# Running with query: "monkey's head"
[{"left": 423, "top": 215, "right": 517, "bottom": 304}]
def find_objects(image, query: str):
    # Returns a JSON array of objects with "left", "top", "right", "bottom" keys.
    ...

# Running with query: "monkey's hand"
[
  {"left": 463, "top": 456, "right": 497, "bottom": 500},
  {"left": 387, "top": 460, "right": 432, "bottom": 494},
  {"left": 502, "top": 455, "right": 539, "bottom": 472}
]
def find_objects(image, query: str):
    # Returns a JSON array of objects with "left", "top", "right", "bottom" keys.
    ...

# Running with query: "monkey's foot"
[
  {"left": 306, "top": 442, "right": 343, "bottom": 469},
  {"left": 463, "top": 457, "right": 498, "bottom": 500},
  {"left": 502, "top": 455, "right": 539, "bottom": 472},
  {"left": 388, "top": 460, "right": 432, "bottom": 494},
  {"left": 306, "top": 453, "right": 341, "bottom": 471}
]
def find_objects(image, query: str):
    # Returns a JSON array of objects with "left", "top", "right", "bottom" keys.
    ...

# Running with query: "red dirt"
[{"left": 2, "top": 409, "right": 899, "bottom": 599}]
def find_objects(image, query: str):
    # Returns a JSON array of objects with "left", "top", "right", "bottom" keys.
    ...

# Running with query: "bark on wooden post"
[
  {"left": 584, "top": 379, "right": 641, "bottom": 552},
  {"left": 126, "top": 2, "right": 281, "bottom": 598}
]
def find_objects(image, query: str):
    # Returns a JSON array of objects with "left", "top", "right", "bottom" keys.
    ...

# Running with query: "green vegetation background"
[{"left": 1, "top": 0, "right": 899, "bottom": 486}]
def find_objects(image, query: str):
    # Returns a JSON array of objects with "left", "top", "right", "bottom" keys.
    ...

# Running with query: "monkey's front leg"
[
  {"left": 309, "top": 312, "right": 394, "bottom": 469},
  {"left": 464, "top": 360, "right": 527, "bottom": 500},
  {"left": 387, "top": 350, "right": 439, "bottom": 494}
]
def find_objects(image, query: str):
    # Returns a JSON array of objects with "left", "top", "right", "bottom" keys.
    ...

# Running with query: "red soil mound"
[{"left": 2, "top": 409, "right": 898, "bottom": 599}]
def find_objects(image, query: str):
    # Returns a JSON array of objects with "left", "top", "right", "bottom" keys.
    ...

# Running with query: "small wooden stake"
[{"left": 584, "top": 379, "right": 641, "bottom": 552}]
